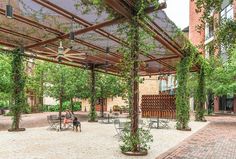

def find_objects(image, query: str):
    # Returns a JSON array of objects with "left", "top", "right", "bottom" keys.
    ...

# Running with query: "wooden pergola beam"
[
  {"left": 105, "top": 0, "right": 176, "bottom": 71},
  {"left": 0, "top": 27, "right": 41, "bottom": 42},
  {"left": 0, "top": 41, "right": 16, "bottom": 48},
  {"left": 144, "top": 55, "right": 179, "bottom": 62},
  {"left": 140, "top": 20, "right": 184, "bottom": 58},
  {"left": 0, "top": 25, "right": 121, "bottom": 65},
  {"left": 0, "top": 9, "right": 121, "bottom": 59},
  {"left": 32, "top": 0, "right": 126, "bottom": 46},
  {"left": 25, "top": 18, "right": 122, "bottom": 49},
  {"left": 0, "top": 9, "right": 61, "bottom": 36}
]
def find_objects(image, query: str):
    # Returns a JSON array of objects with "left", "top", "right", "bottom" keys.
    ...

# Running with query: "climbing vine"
[
  {"left": 195, "top": 65, "right": 206, "bottom": 121},
  {"left": 10, "top": 49, "right": 26, "bottom": 131},
  {"left": 175, "top": 29, "right": 208, "bottom": 128}
]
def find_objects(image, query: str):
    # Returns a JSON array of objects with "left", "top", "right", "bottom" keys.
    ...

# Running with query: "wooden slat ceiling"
[{"left": 0, "top": 0, "right": 194, "bottom": 76}]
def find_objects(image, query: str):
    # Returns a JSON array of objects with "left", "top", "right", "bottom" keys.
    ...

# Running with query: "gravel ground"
[{"left": 0, "top": 120, "right": 208, "bottom": 159}]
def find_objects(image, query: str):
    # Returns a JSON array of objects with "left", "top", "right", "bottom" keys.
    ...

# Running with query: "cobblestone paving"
[{"left": 157, "top": 115, "right": 236, "bottom": 159}]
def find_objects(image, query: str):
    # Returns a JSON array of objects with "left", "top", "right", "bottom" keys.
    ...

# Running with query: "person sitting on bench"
[
  {"left": 73, "top": 117, "right": 81, "bottom": 132},
  {"left": 63, "top": 109, "right": 73, "bottom": 127}
]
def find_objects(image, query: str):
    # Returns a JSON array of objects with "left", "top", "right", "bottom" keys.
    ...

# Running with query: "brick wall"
[
  {"left": 189, "top": 0, "right": 236, "bottom": 113},
  {"left": 189, "top": 0, "right": 205, "bottom": 53},
  {"left": 80, "top": 75, "right": 160, "bottom": 112}
]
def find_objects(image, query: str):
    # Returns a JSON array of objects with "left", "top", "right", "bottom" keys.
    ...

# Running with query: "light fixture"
[
  {"left": 106, "top": 47, "right": 110, "bottom": 53},
  {"left": 58, "top": 41, "right": 64, "bottom": 62},
  {"left": 69, "top": 31, "right": 75, "bottom": 41},
  {"left": 6, "top": 0, "right": 13, "bottom": 19},
  {"left": 58, "top": 41, "right": 64, "bottom": 56},
  {"left": 20, "top": 46, "right": 24, "bottom": 53},
  {"left": 105, "top": 60, "right": 108, "bottom": 65},
  {"left": 58, "top": 57, "right": 62, "bottom": 63}
]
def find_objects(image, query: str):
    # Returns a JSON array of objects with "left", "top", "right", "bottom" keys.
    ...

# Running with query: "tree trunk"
[
  {"left": 89, "top": 64, "right": 96, "bottom": 121},
  {"left": 59, "top": 95, "right": 62, "bottom": 130},
  {"left": 39, "top": 70, "right": 44, "bottom": 107},
  {"left": 70, "top": 98, "right": 74, "bottom": 114},
  {"left": 59, "top": 71, "right": 64, "bottom": 130}
]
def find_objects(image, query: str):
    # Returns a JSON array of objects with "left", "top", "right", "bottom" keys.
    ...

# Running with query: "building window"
[
  {"left": 159, "top": 75, "right": 176, "bottom": 92},
  {"left": 220, "top": 45, "right": 228, "bottom": 63},
  {"left": 205, "top": 20, "right": 214, "bottom": 40},
  {"left": 205, "top": 43, "right": 214, "bottom": 59},
  {"left": 160, "top": 79, "right": 167, "bottom": 91},
  {"left": 220, "top": 3, "right": 233, "bottom": 20}
]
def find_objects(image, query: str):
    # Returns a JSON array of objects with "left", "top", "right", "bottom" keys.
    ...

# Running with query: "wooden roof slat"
[
  {"left": 0, "top": 0, "right": 197, "bottom": 75},
  {"left": 25, "top": 18, "right": 121, "bottom": 49},
  {"left": 105, "top": 0, "right": 176, "bottom": 71},
  {"left": 144, "top": 55, "right": 179, "bottom": 62},
  {"left": 32, "top": 0, "right": 127, "bottom": 46},
  {"left": 0, "top": 8, "right": 121, "bottom": 59},
  {"left": 0, "top": 9, "right": 61, "bottom": 36},
  {"left": 0, "top": 40, "right": 16, "bottom": 48},
  {"left": 0, "top": 27, "right": 41, "bottom": 42}
]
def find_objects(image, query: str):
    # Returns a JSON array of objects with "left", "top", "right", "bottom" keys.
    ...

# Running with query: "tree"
[
  {"left": 0, "top": 51, "right": 12, "bottom": 108},
  {"left": 206, "top": 48, "right": 236, "bottom": 96},
  {"left": 96, "top": 73, "right": 126, "bottom": 117},
  {"left": 26, "top": 61, "right": 49, "bottom": 110}
]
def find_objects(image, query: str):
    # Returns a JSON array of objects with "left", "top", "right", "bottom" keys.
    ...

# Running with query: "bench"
[{"left": 47, "top": 115, "right": 81, "bottom": 131}]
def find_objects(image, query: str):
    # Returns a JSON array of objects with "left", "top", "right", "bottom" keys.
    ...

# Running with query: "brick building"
[{"left": 189, "top": 0, "right": 236, "bottom": 113}]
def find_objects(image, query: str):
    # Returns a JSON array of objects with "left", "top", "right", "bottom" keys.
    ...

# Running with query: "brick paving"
[{"left": 157, "top": 115, "right": 236, "bottom": 159}]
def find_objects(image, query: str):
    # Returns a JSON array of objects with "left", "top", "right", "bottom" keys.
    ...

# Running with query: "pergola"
[
  {"left": 1, "top": 0, "right": 199, "bottom": 137},
  {"left": 0, "top": 0, "right": 198, "bottom": 76}
]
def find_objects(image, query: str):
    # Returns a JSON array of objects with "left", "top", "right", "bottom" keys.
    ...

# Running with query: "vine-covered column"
[
  {"left": 195, "top": 66, "right": 206, "bottom": 121},
  {"left": 176, "top": 56, "right": 191, "bottom": 130},
  {"left": 130, "top": 6, "right": 140, "bottom": 152},
  {"left": 89, "top": 64, "right": 97, "bottom": 121},
  {"left": 9, "top": 49, "right": 26, "bottom": 131}
]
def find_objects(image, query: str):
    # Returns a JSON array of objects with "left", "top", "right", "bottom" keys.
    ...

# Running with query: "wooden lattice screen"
[{"left": 141, "top": 95, "right": 176, "bottom": 119}]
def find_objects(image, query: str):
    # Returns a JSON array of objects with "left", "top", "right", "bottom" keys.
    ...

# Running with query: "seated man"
[
  {"left": 63, "top": 109, "right": 73, "bottom": 127},
  {"left": 73, "top": 117, "right": 81, "bottom": 132}
]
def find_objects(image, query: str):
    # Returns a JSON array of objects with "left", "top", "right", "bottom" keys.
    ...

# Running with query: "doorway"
[{"left": 219, "top": 95, "right": 234, "bottom": 112}]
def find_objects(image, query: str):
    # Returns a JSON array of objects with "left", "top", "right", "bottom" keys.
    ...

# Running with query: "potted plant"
[{"left": 120, "top": 126, "right": 153, "bottom": 156}]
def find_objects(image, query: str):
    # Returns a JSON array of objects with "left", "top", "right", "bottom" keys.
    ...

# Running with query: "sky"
[{"left": 164, "top": 0, "right": 189, "bottom": 29}]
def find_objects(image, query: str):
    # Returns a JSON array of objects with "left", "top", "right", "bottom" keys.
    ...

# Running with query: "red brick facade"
[
  {"left": 189, "top": 0, "right": 205, "bottom": 53},
  {"left": 189, "top": 0, "right": 236, "bottom": 113}
]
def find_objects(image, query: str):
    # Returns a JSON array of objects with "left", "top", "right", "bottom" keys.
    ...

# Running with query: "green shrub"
[
  {"left": 39, "top": 105, "right": 50, "bottom": 112},
  {"left": 73, "top": 102, "right": 81, "bottom": 111},
  {"left": 5, "top": 111, "right": 13, "bottom": 116},
  {"left": 47, "top": 101, "right": 81, "bottom": 112},
  {"left": 0, "top": 101, "right": 9, "bottom": 109},
  {"left": 22, "top": 104, "right": 31, "bottom": 114},
  {"left": 48, "top": 104, "right": 59, "bottom": 112},
  {"left": 121, "top": 105, "right": 129, "bottom": 113},
  {"left": 120, "top": 126, "right": 153, "bottom": 152}
]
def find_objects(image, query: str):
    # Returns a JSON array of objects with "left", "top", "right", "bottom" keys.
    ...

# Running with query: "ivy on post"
[
  {"left": 88, "top": 63, "right": 97, "bottom": 122},
  {"left": 130, "top": 9, "right": 140, "bottom": 152},
  {"left": 8, "top": 48, "right": 26, "bottom": 132},
  {"left": 176, "top": 57, "right": 191, "bottom": 130},
  {"left": 175, "top": 42, "right": 197, "bottom": 130},
  {"left": 195, "top": 66, "right": 206, "bottom": 121}
]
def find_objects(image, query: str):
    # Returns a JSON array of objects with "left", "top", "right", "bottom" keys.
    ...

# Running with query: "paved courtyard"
[
  {"left": 157, "top": 115, "right": 236, "bottom": 159},
  {"left": 0, "top": 114, "right": 208, "bottom": 159}
]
